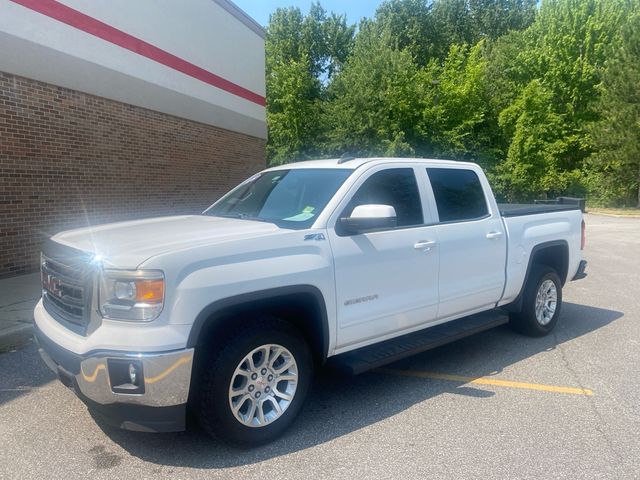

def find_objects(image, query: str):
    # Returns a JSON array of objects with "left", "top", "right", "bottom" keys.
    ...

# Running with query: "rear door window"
[{"left": 426, "top": 168, "right": 488, "bottom": 222}]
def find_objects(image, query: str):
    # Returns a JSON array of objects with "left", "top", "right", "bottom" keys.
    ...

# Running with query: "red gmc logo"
[{"left": 44, "top": 274, "right": 63, "bottom": 299}]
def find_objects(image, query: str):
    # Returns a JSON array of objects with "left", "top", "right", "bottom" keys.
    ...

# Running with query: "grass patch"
[{"left": 587, "top": 207, "right": 640, "bottom": 217}]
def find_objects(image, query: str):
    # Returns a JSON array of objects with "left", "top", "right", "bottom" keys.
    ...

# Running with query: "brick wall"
[{"left": 0, "top": 72, "right": 266, "bottom": 278}]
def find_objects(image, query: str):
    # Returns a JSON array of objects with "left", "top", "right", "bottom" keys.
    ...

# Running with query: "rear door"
[
  {"left": 328, "top": 165, "right": 440, "bottom": 350},
  {"left": 424, "top": 166, "right": 506, "bottom": 319}
]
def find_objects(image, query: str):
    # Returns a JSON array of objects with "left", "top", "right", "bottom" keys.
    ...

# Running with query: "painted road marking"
[{"left": 375, "top": 368, "right": 594, "bottom": 396}]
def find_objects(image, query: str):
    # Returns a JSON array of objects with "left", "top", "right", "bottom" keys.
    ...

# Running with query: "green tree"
[
  {"left": 264, "top": 0, "right": 639, "bottom": 207},
  {"left": 587, "top": 8, "right": 640, "bottom": 207},
  {"left": 418, "top": 41, "right": 495, "bottom": 164},
  {"left": 374, "top": 0, "right": 438, "bottom": 63},
  {"left": 267, "top": 54, "right": 322, "bottom": 163},
  {"left": 491, "top": 0, "right": 625, "bottom": 200},
  {"left": 323, "top": 21, "right": 423, "bottom": 156},
  {"left": 265, "top": 4, "right": 355, "bottom": 164},
  {"left": 468, "top": 0, "right": 537, "bottom": 39},
  {"left": 494, "top": 80, "right": 583, "bottom": 200},
  {"left": 374, "top": 0, "right": 536, "bottom": 64}
]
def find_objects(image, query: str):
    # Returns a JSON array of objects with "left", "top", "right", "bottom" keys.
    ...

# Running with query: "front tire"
[
  {"left": 510, "top": 265, "right": 562, "bottom": 337},
  {"left": 197, "top": 316, "right": 313, "bottom": 447}
]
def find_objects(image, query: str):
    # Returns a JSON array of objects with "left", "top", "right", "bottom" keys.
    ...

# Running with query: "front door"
[{"left": 328, "top": 166, "right": 440, "bottom": 350}]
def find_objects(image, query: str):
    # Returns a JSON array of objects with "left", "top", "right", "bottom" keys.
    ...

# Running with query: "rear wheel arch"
[
  {"left": 506, "top": 240, "right": 569, "bottom": 312},
  {"left": 509, "top": 265, "right": 563, "bottom": 336},
  {"left": 529, "top": 241, "right": 569, "bottom": 285},
  {"left": 187, "top": 285, "right": 330, "bottom": 365}
]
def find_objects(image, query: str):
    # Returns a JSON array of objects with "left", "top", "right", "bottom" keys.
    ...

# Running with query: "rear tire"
[
  {"left": 196, "top": 315, "right": 313, "bottom": 447},
  {"left": 510, "top": 265, "right": 562, "bottom": 337}
]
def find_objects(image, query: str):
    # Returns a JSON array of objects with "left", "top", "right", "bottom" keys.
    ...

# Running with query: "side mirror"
[{"left": 339, "top": 204, "right": 397, "bottom": 235}]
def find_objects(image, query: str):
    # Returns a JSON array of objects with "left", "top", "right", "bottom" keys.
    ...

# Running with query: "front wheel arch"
[{"left": 187, "top": 285, "right": 330, "bottom": 365}]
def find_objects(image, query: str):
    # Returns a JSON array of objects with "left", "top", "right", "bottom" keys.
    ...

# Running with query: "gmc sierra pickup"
[{"left": 34, "top": 157, "right": 587, "bottom": 446}]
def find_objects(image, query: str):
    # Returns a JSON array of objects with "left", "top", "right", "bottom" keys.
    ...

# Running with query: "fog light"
[
  {"left": 128, "top": 363, "right": 138, "bottom": 385},
  {"left": 107, "top": 359, "right": 145, "bottom": 394}
]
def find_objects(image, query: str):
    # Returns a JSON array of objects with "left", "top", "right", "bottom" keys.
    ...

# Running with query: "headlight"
[{"left": 99, "top": 270, "right": 165, "bottom": 321}]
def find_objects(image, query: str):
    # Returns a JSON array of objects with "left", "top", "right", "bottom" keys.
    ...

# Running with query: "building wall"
[
  {"left": 0, "top": 0, "right": 267, "bottom": 278},
  {"left": 0, "top": 0, "right": 266, "bottom": 138},
  {"left": 0, "top": 72, "right": 266, "bottom": 278}
]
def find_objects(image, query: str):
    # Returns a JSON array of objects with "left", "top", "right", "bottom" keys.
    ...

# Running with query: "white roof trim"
[{"left": 213, "top": 0, "right": 266, "bottom": 39}]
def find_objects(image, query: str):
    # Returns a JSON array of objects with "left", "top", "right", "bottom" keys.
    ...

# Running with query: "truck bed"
[{"left": 498, "top": 203, "right": 582, "bottom": 217}]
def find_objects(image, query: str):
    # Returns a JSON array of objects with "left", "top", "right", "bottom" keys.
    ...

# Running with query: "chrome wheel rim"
[
  {"left": 228, "top": 344, "right": 298, "bottom": 428},
  {"left": 535, "top": 279, "right": 557, "bottom": 326}
]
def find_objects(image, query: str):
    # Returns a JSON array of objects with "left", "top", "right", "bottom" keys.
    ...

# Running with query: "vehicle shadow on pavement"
[
  {"left": 0, "top": 338, "right": 55, "bottom": 406},
  {"left": 95, "top": 301, "right": 622, "bottom": 468}
]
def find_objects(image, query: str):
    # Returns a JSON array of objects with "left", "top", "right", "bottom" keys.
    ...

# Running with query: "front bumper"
[{"left": 34, "top": 323, "right": 193, "bottom": 432}]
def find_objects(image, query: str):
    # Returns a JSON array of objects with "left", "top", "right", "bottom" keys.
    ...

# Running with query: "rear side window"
[
  {"left": 346, "top": 168, "right": 423, "bottom": 227},
  {"left": 427, "top": 168, "right": 488, "bottom": 222}
]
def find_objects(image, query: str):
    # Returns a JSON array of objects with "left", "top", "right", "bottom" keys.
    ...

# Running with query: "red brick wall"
[{"left": 0, "top": 72, "right": 266, "bottom": 278}]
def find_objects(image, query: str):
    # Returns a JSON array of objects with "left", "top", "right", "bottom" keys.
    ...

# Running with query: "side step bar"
[{"left": 328, "top": 310, "right": 509, "bottom": 375}]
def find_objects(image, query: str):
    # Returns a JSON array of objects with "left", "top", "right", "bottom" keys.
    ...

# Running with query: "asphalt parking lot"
[{"left": 1, "top": 213, "right": 639, "bottom": 479}]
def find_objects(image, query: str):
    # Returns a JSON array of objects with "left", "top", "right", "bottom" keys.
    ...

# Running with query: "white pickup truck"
[{"left": 35, "top": 157, "right": 587, "bottom": 446}]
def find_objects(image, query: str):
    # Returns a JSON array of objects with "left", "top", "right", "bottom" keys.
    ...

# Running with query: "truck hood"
[{"left": 51, "top": 215, "right": 280, "bottom": 268}]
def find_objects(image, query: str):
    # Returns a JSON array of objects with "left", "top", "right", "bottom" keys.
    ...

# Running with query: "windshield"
[{"left": 203, "top": 168, "right": 353, "bottom": 229}]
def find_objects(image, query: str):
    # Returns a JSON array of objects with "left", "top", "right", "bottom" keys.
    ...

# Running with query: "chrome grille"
[{"left": 41, "top": 252, "right": 91, "bottom": 332}]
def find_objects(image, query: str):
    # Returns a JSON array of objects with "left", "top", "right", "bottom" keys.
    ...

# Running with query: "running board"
[{"left": 328, "top": 310, "right": 509, "bottom": 375}]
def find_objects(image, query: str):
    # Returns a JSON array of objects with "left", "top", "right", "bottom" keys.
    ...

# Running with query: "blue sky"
[{"left": 232, "top": 1, "right": 382, "bottom": 27}]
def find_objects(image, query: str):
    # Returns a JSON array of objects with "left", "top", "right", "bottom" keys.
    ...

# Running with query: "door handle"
[
  {"left": 486, "top": 231, "right": 504, "bottom": 240},
  {"left": 414, "top": 240, "right": 437, "bottom": 251}
]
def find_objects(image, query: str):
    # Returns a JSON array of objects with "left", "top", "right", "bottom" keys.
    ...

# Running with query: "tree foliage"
[
  {"left": 323, "top": 21, "right": 423, "bottom": 156},
  {"left": 265, "top": 3, "right": 355, "bottom": 164},
  {"left": 587, "top": 5, "right": 640, "bottom": 207},
  {"left": 265, "top": 0, "right": 640, "bottom": 206}
]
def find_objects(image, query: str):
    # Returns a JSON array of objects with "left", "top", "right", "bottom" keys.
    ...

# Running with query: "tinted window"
[
  {"left": 427, "top": 168, "right": 488, "bottom": 222},
  {"left": 204, "top": 168, "right": 352, "bottom": 229},
  {"left": 345, "top": 168, "right": 423, "bottom": 227}
]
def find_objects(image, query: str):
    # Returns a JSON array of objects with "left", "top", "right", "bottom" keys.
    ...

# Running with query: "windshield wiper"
[{"left": 214, "top": 213, "right": 269, "bottom": 223}]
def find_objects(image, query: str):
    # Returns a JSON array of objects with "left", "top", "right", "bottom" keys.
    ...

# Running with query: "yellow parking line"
[
  {"left": 145, "top": 355, "right": 192, "bottom": 384},
  {"left": 81, "top": 364, "right": 106, "bottom": 383},
  {"left": 375, "top": 368, "right": 594, "bottom": 396}
]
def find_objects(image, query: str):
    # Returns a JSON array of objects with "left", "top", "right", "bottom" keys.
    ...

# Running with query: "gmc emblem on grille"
[{"left": 44, "top": 274, "right": 63, "bottom": 299}]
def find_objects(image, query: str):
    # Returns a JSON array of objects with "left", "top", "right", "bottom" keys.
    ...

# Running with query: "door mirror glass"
[{"left": 339, "top": 204, "right": 397, "bottom": 234}]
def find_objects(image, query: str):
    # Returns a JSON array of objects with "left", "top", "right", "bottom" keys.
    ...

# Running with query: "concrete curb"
[{"left": 0, "top": 323, "right": 33, "bottom": 352}]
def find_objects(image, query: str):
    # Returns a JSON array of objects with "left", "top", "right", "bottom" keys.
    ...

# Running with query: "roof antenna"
[{"left": 337, "top": 153, "right": 356, "bottom": 164}]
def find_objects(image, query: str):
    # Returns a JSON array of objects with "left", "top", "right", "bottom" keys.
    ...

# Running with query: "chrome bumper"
[{"left": 35, "top": 324, "right": 194, "bottom": 408}]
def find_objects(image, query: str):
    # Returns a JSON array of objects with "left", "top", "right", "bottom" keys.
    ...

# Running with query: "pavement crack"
[
  {"left": 553, "top": 330, "right": 625, "bottom": 465},
  {"left": 0, "top": 297, "right": 40, "bottom": 310}
]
